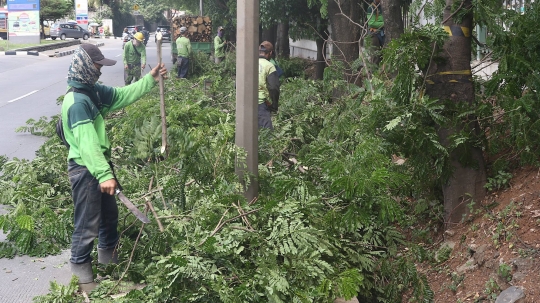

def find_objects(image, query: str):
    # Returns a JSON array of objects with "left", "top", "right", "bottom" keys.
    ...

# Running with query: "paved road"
[{"left": 0, "top": 37, "right": 174, "bottom": 302}]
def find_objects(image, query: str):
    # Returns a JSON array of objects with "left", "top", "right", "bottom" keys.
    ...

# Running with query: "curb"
[
  {"left": 52, "top": 42, "right": 105, "bottom": 58},
  {"left": 0, "top": 50, "right": 43, "bottom": 56}
]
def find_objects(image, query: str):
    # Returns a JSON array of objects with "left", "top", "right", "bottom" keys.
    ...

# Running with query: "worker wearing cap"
[
  {"left": 214, "top": 26, "right": 227, "bottom": 63},
  {"left": 258, "top": 41, "right": 280, "bottom": 129},
  {"left": 176, "top": 26, "right": 191, "bottom": 78},
  {"left": 62, "top": 44, "right": 167, "bottom": 292},
  {"left": 123, "top": 32, "right": 147, "bottom": 85}
]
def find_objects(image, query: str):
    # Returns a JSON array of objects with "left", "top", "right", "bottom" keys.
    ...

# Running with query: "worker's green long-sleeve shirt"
[
  {"left": 61, "top": 74, "right": 156, "bottom": 183},
  {"left": 176, "top": 36, "right": 191, "bottom": 57},
  {"left": 367, "top": 4, "right": 384, "bottom": 29},
  {"left": 214, "top": 35, "right": 226, "bottom": 58},
  {"left": 123, "top": 40, "right": 146, "bottom": 65}
]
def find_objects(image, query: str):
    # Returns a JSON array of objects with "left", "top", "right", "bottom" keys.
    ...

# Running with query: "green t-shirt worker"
[
  {"left": 123, "top": 32, "right": 146, "bottom": 85},
  {"left": 258, "top": 41, "right": 280, "bottom": 130},
  {"left": 214, "top": 26, "right": 227, "bottom": 63},
  {"left": 176, "top": 27, "right": 191, "bottom": 78}
]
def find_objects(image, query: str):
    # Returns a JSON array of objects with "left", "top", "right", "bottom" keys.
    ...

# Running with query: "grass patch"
[{"left": 0, "top": 39, "right": 64, "bottom": 51}]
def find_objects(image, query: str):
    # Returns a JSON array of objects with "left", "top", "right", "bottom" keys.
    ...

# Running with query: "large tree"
[
  {"left": 379, "top": 0, "right": 407, "bottom": 46},
  {"left": 424, "top": 0, "right": 486, "bottom": 224},
  {"left": 326, "top": 0, "right": 361, "bottom": 83},
  {"left": 40, "top": 0, "right": 73, "bottom": 37}
]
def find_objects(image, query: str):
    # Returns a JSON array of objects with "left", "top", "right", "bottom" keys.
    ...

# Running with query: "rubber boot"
[
  {"left": 98, "top": 247, "right": 118, "bottom": 264},
  {"left": 70, "top": 262, "right": 97, "bottom": 292}
]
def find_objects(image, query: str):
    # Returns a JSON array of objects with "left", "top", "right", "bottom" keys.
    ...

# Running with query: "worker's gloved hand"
[
  {"left": 151, "top": 63, "right": 168, "bottom": 81},
  {"left": 99, "top": 179, "right": 118, "bottom": 196}
]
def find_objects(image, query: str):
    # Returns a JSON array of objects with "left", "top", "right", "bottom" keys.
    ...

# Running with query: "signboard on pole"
[
  {"left": 75, "top": 0, "right": 89, "bottom": 29},
  {"left": 7, "top": 0, "right": 40, "bottom": 43},
  {"left": 7, "top": 0, "right": 40, "bottom": 11}
]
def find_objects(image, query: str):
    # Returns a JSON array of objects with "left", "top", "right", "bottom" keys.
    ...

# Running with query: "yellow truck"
[{"left": 40, "top": 24, "right": 50, "bottom": 39}]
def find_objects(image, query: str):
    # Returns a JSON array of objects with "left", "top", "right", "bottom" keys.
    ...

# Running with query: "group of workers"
[{"left": 62, "top": 0, "right": 385, "bottom": 290}]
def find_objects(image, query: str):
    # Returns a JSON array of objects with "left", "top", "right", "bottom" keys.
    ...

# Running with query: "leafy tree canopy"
[{"left": 40, "top": 0, "right": 73, "bottom": 23}]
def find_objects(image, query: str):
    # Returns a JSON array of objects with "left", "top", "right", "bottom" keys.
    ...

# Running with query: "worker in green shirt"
[
  {"left": 367, "top": 0, "right": 385, "bottom": 65},
  {"left": 214, "top": 26, "right": 227, "bottom": 63},
  {"left": 176, "top": 27, "right": 191, "bottom": 78},
  {"left": 258, "top": 41, "right": 280, "bottom": 130},
  {"left": 62, "top": 44, "right": 167, "bottom": 292},
  {"left": 123, "top": 32, "right": 146, "bottom": 85}
]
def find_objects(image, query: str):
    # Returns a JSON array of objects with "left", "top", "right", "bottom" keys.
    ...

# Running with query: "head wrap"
[{"left": 67, "top": 46, "right": 102, "bottom": 86}]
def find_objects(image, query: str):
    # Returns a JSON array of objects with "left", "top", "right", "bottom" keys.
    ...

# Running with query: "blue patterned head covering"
[{"left": 67, "top": 46, "right": 102, "bottom": 86}]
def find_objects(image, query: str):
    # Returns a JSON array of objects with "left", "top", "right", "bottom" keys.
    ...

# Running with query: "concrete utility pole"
[
  {"left": 200, "top": 0, "right": 204, "bottom": 16},
  {"left": 235, "top": 0, "right": 260, "bottom": 201}
]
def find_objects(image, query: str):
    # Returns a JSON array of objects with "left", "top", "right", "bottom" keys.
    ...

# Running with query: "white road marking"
[{"left": 7, "top": 90, "right": 39, "bottom": 103}]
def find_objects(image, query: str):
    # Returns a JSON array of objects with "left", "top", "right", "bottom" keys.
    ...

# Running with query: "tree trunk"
[
  {"left": 261, "top": 24, "right": 277, "bottom": 46},
  {"left": 276, "top": 21, "right": 290, "bottom": 58},
  {"left": 327, "top": 0, "right": 361, "bottom": 83},
  {"left": 379, "top": 0, "right": 404, "bottom": 46},
  {"left": 315, "top": 30, "right": 328, "bottom": 80},
  {"left": 424, "top": 0, "right": 486, "bottom": 226}
]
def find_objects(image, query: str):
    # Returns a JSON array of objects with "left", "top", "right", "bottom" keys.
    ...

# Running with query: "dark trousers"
[
  {"left": 371, "top": 30, "right": 385, "bottom": 66},
  {"left": 68, "top": 160, "right": 119, "bottom": 264},
  {"left": 258, "top": 103, "right": 273, "bottom": 130},
  {"left": 177, "top": 56, "right": 189, "bottom": 78}
]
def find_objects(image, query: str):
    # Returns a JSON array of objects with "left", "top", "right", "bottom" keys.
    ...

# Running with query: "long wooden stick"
[{"left": 156, "top": 32, "right": 168, "bottom": 155}]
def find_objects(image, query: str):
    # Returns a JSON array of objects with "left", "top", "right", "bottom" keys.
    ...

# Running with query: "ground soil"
[{"left": 417, "top": 166, "right": 540, "bottom": 302}]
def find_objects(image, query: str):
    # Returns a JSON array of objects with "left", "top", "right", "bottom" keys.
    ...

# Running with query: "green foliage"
[
  {"left": 484, "top": 171, "right": 512, "bottom": 192},
  {"left": 482, "top": 3, "right": 540, "bottom": 167},
  {"left": 40, "top": 0, "right": 73, "bottom": 23},
  {"left": 497, "top": 262, "right": 512, "bottom": 282},
  {"left": 6, "top": 44, "right": 432, "bottom": 303},
  {"left": 33, "top": 276, "right": 79, "bottom": 303},
  {"left": 279, "top": 57, "right": 311, "bottom": 79},
  {"left": 435, "top": 244, "right": 453, "bottom": 264},
  {"left": 483, "top": 278, "right": 500, "bottom": 300}
]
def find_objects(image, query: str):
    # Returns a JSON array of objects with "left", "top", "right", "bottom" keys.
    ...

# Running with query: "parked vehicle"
[
  {"left": 50, "top": 23, "right": 90, "bottom": 40},
  {"left": 155, "top": 25, "right": 171, "bottom": 43},
  {"left": 40, "top": 24, "right": 50, "bottom": 39},
  {"left": 122, "top": 31, "right": 133, "bottom": 49},
  {"left": 126, "top": 25, "right": 143, "bottom": 35}
]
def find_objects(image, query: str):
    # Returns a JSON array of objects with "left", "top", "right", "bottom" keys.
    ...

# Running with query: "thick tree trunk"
[
  {"left": 327, "top": 0, "right": 361, "bottom": 83},
  {"left": 276, "top": 21, "right": 290, "bottom": 58},
  {"left": 261, "top": 24, "right": 277, "bottom": 46},
  {"left": 379, "top": 0, "right": 404, "bottom": 46},
  {"left": 424, "top": 0, "right": 486, "bottom": 226}
]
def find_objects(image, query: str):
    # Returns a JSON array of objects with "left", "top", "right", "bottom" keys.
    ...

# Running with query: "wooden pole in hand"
[{"left": 156, "top": 32, "right": 168, "bottom": 155}]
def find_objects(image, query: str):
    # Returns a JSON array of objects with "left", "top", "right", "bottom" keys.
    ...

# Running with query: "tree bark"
[
  {"left": 424, "top": 0, "right": 486, "bottom": 226},
  {"left": 327, "top": 0, "right": 361, "bottom": 83},
  {"left": 276, "top": 21, "right": 290, "bottom": 58},
  {"left": 315, "top": 30, "right": 328, "bottom": 80},
  {"left": 379, "top": 0, "right": 404, "bottom": 46},
  {"left": 261, "top": 24, "right": 277, "bottom": 46}
]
